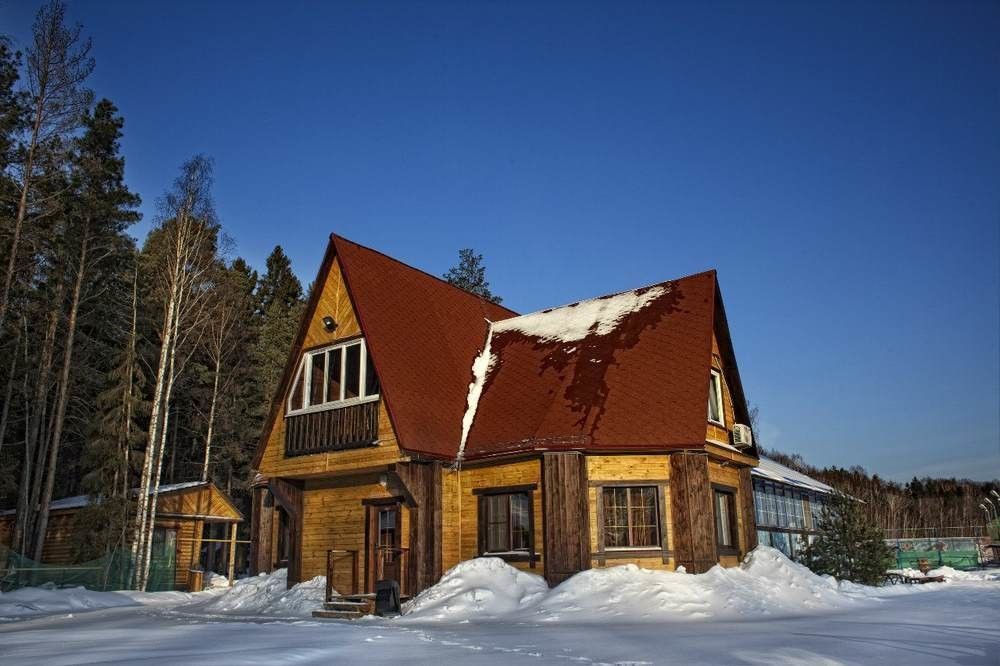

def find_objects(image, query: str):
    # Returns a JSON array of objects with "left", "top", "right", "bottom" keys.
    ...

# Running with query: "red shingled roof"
[
  {"left": 333, "top": 235, "right": 517, "bottom": 459},
  {"left": 460, "top": 271, "right": 720, "bottom": 460}
]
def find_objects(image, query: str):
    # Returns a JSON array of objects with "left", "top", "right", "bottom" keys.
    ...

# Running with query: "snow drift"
[
  {"left": 401, "top": 547, "right": 935, "bottom": 624},
  {"left": 0, "top": 584, "right": 138, "bottom": 620},
  {"left": 188, "top": 568, "right": 327, "bottom": 617}
]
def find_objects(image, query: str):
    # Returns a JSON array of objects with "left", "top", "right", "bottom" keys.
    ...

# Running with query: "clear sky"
[{"left": 2, "top": 1, "right": 998, "bottom": 481}]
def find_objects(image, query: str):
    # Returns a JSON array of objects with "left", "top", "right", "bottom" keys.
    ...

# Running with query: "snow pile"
[
  {"left": 891, "top": 566, "right": 1000, "bottom": 583},
  {"left": 190, "top": 569, "right": 327, "bottom": 617},
  {"left": 491, "top": 285, "right": 669, "bottom": 344},
  {"left": 204, "top": 572, "right": 230, "bottom": 589},
  {"left": 400, "top": 557, "right": 549, "bottom": 621},
  {"left": 402, "top": 547, "right": 931, "bottom": 624},
  {"left": 0, "top": 584, "right": 138, "bottom": 620}
]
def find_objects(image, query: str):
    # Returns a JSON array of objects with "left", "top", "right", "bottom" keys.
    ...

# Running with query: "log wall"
[
  {"left": 670, "top": 452, "right": 718, "bottom": 573},
  {"left": 542, "top": 452, "right": 590, "bottom": 585}
]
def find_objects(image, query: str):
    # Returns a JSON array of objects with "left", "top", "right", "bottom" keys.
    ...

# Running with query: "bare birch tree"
[{"left": 132, "top": 156, "right": 218, "bottom": 590}]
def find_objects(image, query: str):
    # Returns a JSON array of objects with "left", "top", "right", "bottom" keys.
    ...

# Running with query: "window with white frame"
[
  {"left": 708, "top": 369, "right": 724, "bottom": 425},
  {"left": 286, "top": 339, "right": 380, "bottom": 414}
]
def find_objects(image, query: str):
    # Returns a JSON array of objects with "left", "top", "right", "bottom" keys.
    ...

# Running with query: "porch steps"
[{"left": 311, "top": 594, "right": 410, "bottom": 621}]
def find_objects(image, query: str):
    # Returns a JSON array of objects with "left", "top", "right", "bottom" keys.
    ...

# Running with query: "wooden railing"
[
  {"left": 325, "top": 549, "right": 360, "bottom": 602},
  {"left": 285, "top": 400, "right": 379, "bottom": 457}
]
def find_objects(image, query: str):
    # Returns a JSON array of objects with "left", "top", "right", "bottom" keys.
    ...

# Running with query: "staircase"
[{"left": 312, "top": 595, "right": 374, "bottom": 620}]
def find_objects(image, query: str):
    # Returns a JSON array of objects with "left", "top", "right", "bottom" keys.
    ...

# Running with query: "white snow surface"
[
  {"left": 403, "top": 547, "right": 929, "bottom": 624},
  {"left": 752, "top": 457, "right": 835, "bottom": 495},
  {"left": 491, "top": 284, "right": 669, "bottom": 344},
  {"left": 0, "top": 584, "right": 139, "bottom": 619},
  {"left": 186, "top": 569, "right": 328, "bottom": 617}
]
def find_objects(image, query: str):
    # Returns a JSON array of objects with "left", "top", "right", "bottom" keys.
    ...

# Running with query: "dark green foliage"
[
  {"left": 799, "top": 493, "right": 894, "bottom": 586},
  {"left": 443, "top": 248, "right": 502, "bottom": 304},
  {"left": 255, "top": 246, "right": 304, "bottom": 413}
]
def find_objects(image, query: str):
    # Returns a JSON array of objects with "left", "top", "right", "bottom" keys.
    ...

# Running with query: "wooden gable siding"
[
  {"left": 706, "top": 333, "right": 739, "bottom": 446},
  {"left": 258, "top": 256, "right": 404, "bottom": 479},
  {"left": 158, "top": 486, "right": 241, "bottom": 521},
  {"left": 587, "top": 455, "right": 675, "bottom": 570}
]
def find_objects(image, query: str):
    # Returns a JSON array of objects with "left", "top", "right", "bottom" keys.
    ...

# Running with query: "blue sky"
[{"left": 2, "top": 1, "right": 997, "bottom": 481}]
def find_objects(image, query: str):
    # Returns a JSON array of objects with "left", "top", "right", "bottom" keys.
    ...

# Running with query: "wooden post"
[
  {"left": 351, "top": 549, "right": 359, "bottom": 595},
  {"left": 326, "top": 550, "right": 334, "bottom": 603},
  {"left": 227, "top": 523, "right": 237, "bottom": 586}
]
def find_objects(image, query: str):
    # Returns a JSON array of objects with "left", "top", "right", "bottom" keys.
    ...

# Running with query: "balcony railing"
[{"left": 284, "top": 400, "right": 379, "bottom": 457}]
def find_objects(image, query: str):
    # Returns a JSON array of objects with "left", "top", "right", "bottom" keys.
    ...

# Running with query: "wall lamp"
[{"left": 322, "top": 316, "right": 337, "bottom": 332}]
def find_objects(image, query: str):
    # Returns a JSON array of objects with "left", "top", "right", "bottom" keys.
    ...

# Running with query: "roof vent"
[{"left": 732, "top": 424, "right": 753, "bottom": 449}]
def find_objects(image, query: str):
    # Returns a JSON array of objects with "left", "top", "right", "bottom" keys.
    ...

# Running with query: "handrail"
[{"left": 325, "top": 549, "right": 359, "bottom": 602}]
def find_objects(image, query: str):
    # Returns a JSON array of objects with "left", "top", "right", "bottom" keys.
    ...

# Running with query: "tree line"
[
  {"left": 0, "top": 2, "right": 305, "bottom": 588},
  {"left": 762, "top": 448, "right": 999, "bottom": 538}
]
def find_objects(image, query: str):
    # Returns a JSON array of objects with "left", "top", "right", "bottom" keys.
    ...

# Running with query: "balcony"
[{"left": 284, "top": 399, "right": 379, "bottom": 457}]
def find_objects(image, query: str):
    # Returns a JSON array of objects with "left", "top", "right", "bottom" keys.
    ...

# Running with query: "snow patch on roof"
[
  {"left": 753, "top": 456, "right": 834, "bottom": 495},
  {"left": 0, "top": 482, "right": 210, "bottom": 516},
  {"left": 491, "top": 284, "right": 669, "bottom": 344},
  {"left": 457, "top": 322, "right": 494, "bottom": 463}
]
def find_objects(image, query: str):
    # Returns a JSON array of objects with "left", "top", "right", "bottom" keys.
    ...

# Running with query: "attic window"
[
  {"left": 708, "top": 369, "right": 724, "bottom": 426},
  {"left": 287, "top": 339, "right": 380, "bottom": 415}
]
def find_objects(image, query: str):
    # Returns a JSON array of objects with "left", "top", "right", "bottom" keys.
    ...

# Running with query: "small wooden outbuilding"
[{"left": 0, "top": 481, "right": 244, "bottom": 591}]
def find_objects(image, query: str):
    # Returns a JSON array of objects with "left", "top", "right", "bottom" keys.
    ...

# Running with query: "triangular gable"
[
  {"left": 252, "top": 234, "right": 516, "bottom": 468},
  {"left": 157, "top": 483, "right": 244, "bottom": 522},
  {"left": 333, "top": 235, "right": 516, "bottom": 459},
  {"left": 462, "top": 271, "right": 719, "bottom": 459},
  {"left": 711, "top": 278, "right": 755, "bottom": 451}
]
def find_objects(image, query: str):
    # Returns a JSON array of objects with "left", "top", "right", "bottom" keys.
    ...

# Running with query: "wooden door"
[{"left": 366, "top": 502, "right": 402, "bottom": 591}]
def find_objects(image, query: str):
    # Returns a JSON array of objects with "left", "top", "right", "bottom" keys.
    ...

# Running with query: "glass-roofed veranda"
[{"left": 752, "top": 457, "right": 835, "bottom": 560}]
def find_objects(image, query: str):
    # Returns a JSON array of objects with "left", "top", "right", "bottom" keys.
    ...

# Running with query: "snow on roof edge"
[
  {"left": 752, "top": 456, "right": 835, "bottom": 495},
  {"left": 0, "top": 481, "right": 211, "bottom": 516}
]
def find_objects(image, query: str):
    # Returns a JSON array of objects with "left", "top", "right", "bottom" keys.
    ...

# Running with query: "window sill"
[
  {"left": 285, "top": 394, "right": 379, "bottom": 418},
  {"left": 707, "top": 419, "right": 726, "bottom": 428},
  {"left": 478, "top": 551, "right": 536, "bottom": 563}
]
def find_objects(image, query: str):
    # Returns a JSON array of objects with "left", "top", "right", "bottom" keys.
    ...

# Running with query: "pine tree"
[
  {"left": 443, "top": 248, "right": 502, "bottom": 304},
  {"left": 254, "top": 246, "right": 303, "bottom": 413},
  {"left": 799, "top": 493, "right": 894, "bottom": 586}
]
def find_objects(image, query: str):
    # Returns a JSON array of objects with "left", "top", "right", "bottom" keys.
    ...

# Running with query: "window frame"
[
  {"left": 595, "top": 483, "right": 666, "bottom": 558},
  {"left": 711, "top": 483, "right": 740, "bottom": 556},
  {"left": 286, "top": 337, "right": 379, "bottom": 416},
  {"left": 708, "top": 369, "right": 725, "bottom": 426},
  {"left": 474, "top": 485, "right": 537, "bottom": 566}
]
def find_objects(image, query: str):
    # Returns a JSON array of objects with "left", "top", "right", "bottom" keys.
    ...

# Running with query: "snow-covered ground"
[{"left": 1, "top": 549, "right": 998, "bottom": 665}]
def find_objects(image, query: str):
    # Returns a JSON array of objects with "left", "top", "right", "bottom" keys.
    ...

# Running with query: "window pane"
[
  {"left": 602, "top": 486, "right": 658, "bottom": 548},
  {"left": 485, "top": 494, "right": 509, "bottom": 552},
  {"left": 327, "top": 348, "right": 343, "bottom": 402},
  {"left": 715, "top": 491, "right": 732, "bottom": 547},
  {"left": 289, "top": 365, "right": 305, "bottom": 411},
  {"left": 708, "top": 372, "right": 722, "bottom": 422},
  {"left": 309, "top": 352, "right": 325, "bottom": 406},
  {"left": 365, "top": 349, "right": 380, "bottom": 396},
  {"left": 602, "top": 487, "right": 628, "bottom": 548},
  {"left": 510, "top": 494, "right": 530, "bottom": 551},
  {"left": 344, "top": 344, "right": 361, "bottom": 399},
  {"left": 628, "top": 487, "right": 658, "bottom": 547}
]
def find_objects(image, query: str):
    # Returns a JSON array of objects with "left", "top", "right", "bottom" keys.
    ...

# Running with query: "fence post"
[{"left": 227, "top": 523, "right": 237, "bottom": 586}]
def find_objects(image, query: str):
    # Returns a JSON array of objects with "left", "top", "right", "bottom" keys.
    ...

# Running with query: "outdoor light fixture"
[{"left": 322, "top": 316, "right": 337, "bottom": 332}]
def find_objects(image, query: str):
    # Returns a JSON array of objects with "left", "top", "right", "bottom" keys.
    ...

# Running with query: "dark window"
[
  {"left": 326, "top": 347, "right": 342, "bottom": 402},
  {"left": 480, "top": 492, "right": 532, "bottom": 554},
  {"left": 713, "top": 488, "right": 738, "bottom": 552},
  {"left": 344, "top": 344, "right": 361, "bottom": 399},
  {"left": 602, "top": 486, "right": 659, "bottom": 548},
  {"left": 365, "top": 352, "right": 380, "bottom": 397},
  {"left": 309, "top": 352, "right": 325, "bottom": 405}
]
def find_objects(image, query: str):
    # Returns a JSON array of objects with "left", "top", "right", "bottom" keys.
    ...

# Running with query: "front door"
[{"left": 366, "top": 502, "right": 402, "bottom": 592}]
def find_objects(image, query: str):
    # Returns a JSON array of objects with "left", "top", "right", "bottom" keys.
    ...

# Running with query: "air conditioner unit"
[{"left": 732, "top": 423, "right": 753, "bottom": 449}]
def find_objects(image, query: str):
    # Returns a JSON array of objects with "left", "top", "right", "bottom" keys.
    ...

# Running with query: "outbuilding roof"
[{"left": 752, "top": 457, "right": 835, "bottom": 495}]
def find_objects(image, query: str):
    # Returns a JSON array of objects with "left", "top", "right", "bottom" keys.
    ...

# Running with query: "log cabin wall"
[
  {"left": 669, "top": 452, "right": 718, "bottom": 573},
  {"left": 706, "top": 333, "right": 739, "bottom": 447},
  {"left": 707, "top": 459, "right": 751, "bottom": 567},
  {"left": 441, "top": 458, "right": 544, "bottom": 573},
  {"left": 587, "top": 455, "right": 675, "bottom": 570},
  {"left": 394, "top": 461, "right": 443, "bottom": 594},
  {"left": 298, "top": 474, "right": 398, "bottom": 592},
  {"left": 542, "top": 452, "right": 590, "bottom": 585}
]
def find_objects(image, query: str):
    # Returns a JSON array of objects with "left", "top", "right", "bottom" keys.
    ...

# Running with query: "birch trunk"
[
  {"left": 201, "top": 356, "right": 221, "bottom": 482},
  {"left": 32, "top": 235, "right": 88, "bottom": 561}
]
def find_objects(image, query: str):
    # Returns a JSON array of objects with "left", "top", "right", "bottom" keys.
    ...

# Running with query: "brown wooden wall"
[
  {"left": 394, "top": 461, "right": 443, "bottom": 594},
  {"left": 670, "top": 452, "right": 718, "bottom": 573},
  {"left": 542, "top": 452, "right": 590, "bottom": 585},
  {"left": 269, "top": 477, "right": 304, "bottom": 584}
]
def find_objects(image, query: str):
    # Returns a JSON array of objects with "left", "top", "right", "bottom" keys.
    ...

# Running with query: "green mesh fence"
[
  {"left": 0, "top": 544, "right": 175, "bottom": 593},
  {"left": 888, "top": 537, "right": 982, "bottom": 571}
]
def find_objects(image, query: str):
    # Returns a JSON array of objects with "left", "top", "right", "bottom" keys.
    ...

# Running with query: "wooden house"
[
  {"left": 0, "top": 481, "right": 243, "bottom": 591},
  {"left": 250, "top": 235, "right": 760, "bottom": 599}
]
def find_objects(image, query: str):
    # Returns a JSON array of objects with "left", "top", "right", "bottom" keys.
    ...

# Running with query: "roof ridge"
[
  {"left": 496, "top": 268, "right": 716, "bottom": 325},
  {"left": 331, "top": 234, "right": 519, "bottom": 318}
]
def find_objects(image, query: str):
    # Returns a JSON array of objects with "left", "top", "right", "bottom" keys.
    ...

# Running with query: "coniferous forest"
[{"left": 0, "top": 2, "right": 304, "bottom": 586}]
